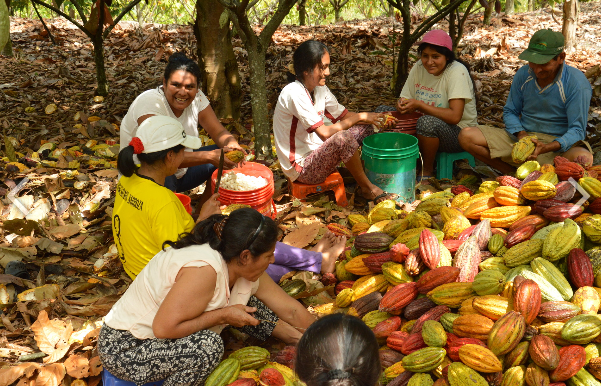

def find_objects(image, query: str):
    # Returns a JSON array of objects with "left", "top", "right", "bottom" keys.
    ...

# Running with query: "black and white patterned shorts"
[{"left": 98, "top": 296, "right": 278, "bottom": 386}]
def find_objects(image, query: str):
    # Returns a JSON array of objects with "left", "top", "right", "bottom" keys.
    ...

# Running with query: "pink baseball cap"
[{"left": 417, "top": 29, "right": 453, "bottom": 51}]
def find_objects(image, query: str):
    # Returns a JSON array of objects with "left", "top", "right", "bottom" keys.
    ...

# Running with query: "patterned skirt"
[{"left": 98, "top": 296, "right": 278, "bottom": 386}]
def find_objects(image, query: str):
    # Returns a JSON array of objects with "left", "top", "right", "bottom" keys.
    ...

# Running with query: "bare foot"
[{"left": 313, "top": 231, "right": 346, "bottom": 274}]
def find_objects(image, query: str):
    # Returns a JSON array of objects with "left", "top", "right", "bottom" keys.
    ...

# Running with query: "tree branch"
[
  {"left": 259, "top": 0, "right": 297, "bottom": 46},
  {"left": 412, "top": 0, "right": 467, "bottom": 40},
  {"left": 339, "top": 0, "right": 350, "bottom": 8},
  {"left": 31, "top": 0, "right": 56, "bottom": 44},
  {"left": 68, "top": 0, "right": 87, "bottom": 24},
  {"left": 30, "top": 0, "right": 93, "bottom": 38},
  {"left": 104, "top": 0, "right": 143, "bottom": 37}
]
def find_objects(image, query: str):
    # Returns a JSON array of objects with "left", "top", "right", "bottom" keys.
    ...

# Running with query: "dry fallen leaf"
[
  {"left": 88, "top": 357, "right": 102, "bottom": 377},
  {"left": 64, "top": 355, "right": 89, "bottom": 379},
  {"left": 44, "top": 104, "right": 57, "bottom": 115},
  {"left": 0, "top": 363, "right": 41, "bottom": 386},
  {"left": 30, "top": 310, "right": 72, "bottom": 363},
  {"left": 282, "top": 222, "right": 322, "bottom": 248},
  {"left": 35, "top": 364, "right": 65, "bottom": 386},
  {"left": 47, "top": 224, "right": 81, "bottom": 239}
]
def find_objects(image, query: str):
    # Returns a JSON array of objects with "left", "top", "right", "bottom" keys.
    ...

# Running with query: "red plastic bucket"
[
  {"left": 175, "top": 193, "right": 192, "bottom": 214},
  {"left": 211, "top": 162, "right": 277, "bottom": 219}
]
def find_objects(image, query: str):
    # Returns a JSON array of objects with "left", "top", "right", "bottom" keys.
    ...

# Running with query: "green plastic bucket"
[{"left": 361, "top": 133, "right": 419, "bottom": 203}]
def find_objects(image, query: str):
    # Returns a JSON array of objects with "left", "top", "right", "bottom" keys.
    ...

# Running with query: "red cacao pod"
[
  {"left": 513, "top": 279, "right": 541, "bottom": 325},
  {"left": 529, "top": 334, "right": 560, "bottom": 370},
  {"left": 549, "top": 345, "right": 586, "bottom": 382},
  {"left": 504, "top": 224, "right": 537, "bottom": 248},
  {"left": 419, "top": 228, "right": 441, "bottom": 269},
  {"left": 567, "top": 248, "right": 594, "bottom": 288}
]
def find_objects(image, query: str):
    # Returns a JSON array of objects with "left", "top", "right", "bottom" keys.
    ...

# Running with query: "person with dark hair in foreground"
[
  {"left": 392, "top": 29, "right": 478, "bottom": 180},
  {"left": 273, "top": 40, "right": 397, "bottom": 204},
  {"left": 99, "top": 208, "right": 316, "bottom": 386},
  {"left": 296, "top": 314, "right": 381, "bottom": 386},
  {"left": 459, "top": 29, "right": 593, "bottom": 174},
  {"left": 119, "top": 52, "right": 245, "bottom": 194}
]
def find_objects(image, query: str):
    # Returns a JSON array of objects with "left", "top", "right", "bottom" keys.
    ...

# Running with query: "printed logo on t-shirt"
[{"left": 415, "top": 84, "right": 443, "bottom": 107}]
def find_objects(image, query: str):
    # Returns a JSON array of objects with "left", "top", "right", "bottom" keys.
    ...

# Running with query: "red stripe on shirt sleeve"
[
  {"left": 289, "top": 116, "right": 299, "bottom": 165},
  {"left": 307, "top": 120, "right": 324, "bottom": 133},
  {"left": 324, "top": 108, "right": 348, "bottom": 123}
]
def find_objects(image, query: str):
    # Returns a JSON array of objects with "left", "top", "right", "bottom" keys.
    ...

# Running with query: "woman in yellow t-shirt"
[
  {"left": 390, "top": 30, "right": 478, "bottom": 180},
  {"left": 113, "top": 115, "right": 345, "bottom": 281},
  {"left": 100, "top": 208, "right": 315, "bottom": 385}
]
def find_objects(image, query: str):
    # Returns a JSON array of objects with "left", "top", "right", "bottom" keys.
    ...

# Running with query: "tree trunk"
[
  {"left": 334, "top": 7, "right": 341, "bottom": 21},
  {"left": 394, "top": 38, "right": 412, "bottom": 96},
  {"left": 298, "top": 0, "right": 307, "bottom": 25},
  {"left": 449, "top": 10, "right": 457, "bottom": 51},
  {"left": 528, "top": 0, "right": 533, "bottom": 12},
  {"left": 505, "top": 0, "right": 514, "bottom": 15},
  {"left": 482, "top": 4, "right": 493, "bottom": 25},
  {"left": 135, "top": 2, "right": 145, "bottom": 29},
  {"left": 247, "top": 47, "right": 271, "bottom": 159},
  {"left": 196, "top": 0, "right": 241, "bottom": 120},
  {"left": 1, "top": 38, "right": 12, "bottom": 56},
  {"left": 562, "top": 0, "right": 578, "bottom": 52},
  {"left": 93, "top": 0, "right": 108, "bottom": 96}
]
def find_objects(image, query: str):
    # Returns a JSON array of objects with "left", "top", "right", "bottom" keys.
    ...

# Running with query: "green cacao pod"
[
  {"left": 229, "top": 347, "right": 270, "bottom": 370},
  {"left": 205, "top": 358, "right": 241, "bottom": 386},
  {"left": 561, "top": 314, "right": 601, "bottom": 344},
  {"left": 472, "top": 270, "right": 506, "bottom": 295},
  {"left": 401, "top": 347, "right": 446, "bottom": 372},
  {"left": 421, "top": 320, "right": 447, "bottom": 348}
]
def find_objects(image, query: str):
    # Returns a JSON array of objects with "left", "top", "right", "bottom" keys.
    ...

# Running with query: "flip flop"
[
  {"left": 416, "top": 175, "right": 434, "bottom": 183},
  {"left": 373, "top": 191, "right": 399, "bottom": 204},
  {"left": 355, "top": 186, "right": 399, "bottom": 205}
]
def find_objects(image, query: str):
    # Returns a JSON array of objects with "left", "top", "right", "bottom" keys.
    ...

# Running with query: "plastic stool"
[
  {"left": 435, "top": 151, "right": 476, "bottom": 180},
  {"left": 289, "top": 172, "right": 348, "bottom": 207},
  {"left": 102, "top": 369, "right": 165, "bottom": 386}
]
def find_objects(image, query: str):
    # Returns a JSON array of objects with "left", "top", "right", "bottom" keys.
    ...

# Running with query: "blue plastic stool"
[
  {"left": 102, "top": 369, "right": 165, "bottom": 386},
  {"left": 435, "top": 151, "right": 476, "bottom": 180}
]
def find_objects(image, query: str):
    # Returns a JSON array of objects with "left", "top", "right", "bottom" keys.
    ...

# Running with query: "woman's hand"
[
  {"left": 397, "top": 98, "right": 422, "bottom": 114},
  {"left": 357, "top": 112, "right": 388, "bottom": 126},
  {"left": 223, "top": 304, "right": 260, "bottom": 328},
  {"left": 196, "top": 193, "right": 223, "bottom": 223}
]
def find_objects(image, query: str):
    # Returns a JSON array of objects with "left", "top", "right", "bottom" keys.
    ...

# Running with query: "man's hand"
[
  {"left": 196, "top": 193, "right": 223, "bottom": 223},
  {"left": 527, "top": 139, "right": 561, "bottom": 160},
  {"left": 516, "top": 131, "right": 530, "bottom": 141}
]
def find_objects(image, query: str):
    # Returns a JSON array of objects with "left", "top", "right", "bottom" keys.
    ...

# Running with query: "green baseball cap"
[{"left": 518, "top": 29, "right": 565, "bottom": 64}]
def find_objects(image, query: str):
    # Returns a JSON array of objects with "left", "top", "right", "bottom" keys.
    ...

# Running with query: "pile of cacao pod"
[
  {"left": 319, "top": 156, "right": 601, "bottom": 386},
  {"left": 207, "top": 155, "right": 601, "bottom": 386}
]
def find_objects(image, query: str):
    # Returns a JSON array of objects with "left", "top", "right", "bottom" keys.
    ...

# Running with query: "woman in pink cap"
[{"left": 396, "top": 29, "right": 478, "bottom": 180}]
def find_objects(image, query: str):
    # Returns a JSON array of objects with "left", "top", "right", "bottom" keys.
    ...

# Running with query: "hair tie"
[
  {"left": 213, "top": 217, "right": 228, "bottom": 240},
  {"left": 245, "top": 215, "right": 265, "bottom": 249},
  {"left": 129, "top": 137, "right": 144, "bottom": 154},
  {"left": 327, "top": 369, "right": 351, "bottom": 380}
]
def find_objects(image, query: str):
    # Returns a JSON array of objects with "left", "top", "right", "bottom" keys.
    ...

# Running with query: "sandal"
[
  {"left": 356, "top": 186, "right": 398, "bottom": 205},
  {"left": 416, "top": 175, "right": 434, "bottom": 184}
]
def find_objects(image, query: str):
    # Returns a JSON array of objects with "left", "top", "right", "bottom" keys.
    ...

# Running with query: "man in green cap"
[{"left": 459, "top": 29, "right": 593, "bottom": 174}]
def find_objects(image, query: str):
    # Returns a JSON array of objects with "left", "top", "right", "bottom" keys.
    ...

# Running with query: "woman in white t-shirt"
[
  {"left": 99, "top": 208, "right": 315, "bottom": 385},
  {"left": 273, "top": 40, "right": 397, "bottom": 204},
  {"left": 395, "top": 30, "right": 478, "bottom": 179},
  {"left": 120, "top": 52, "right": 244, "bottom": 193}
]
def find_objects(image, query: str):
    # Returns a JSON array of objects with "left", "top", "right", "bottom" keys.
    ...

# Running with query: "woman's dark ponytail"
[
  {"left": 162, "top": 208, "right": 278, "bottom": 262},
  {"left": 117, "top": 146, "right": 137, "bottom": 177}
]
